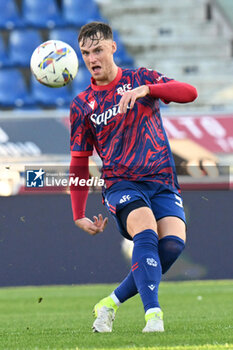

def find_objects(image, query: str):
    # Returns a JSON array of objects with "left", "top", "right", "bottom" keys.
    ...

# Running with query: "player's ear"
[{"left": 112, "top": 41, "right": 117, "bottom": 54}]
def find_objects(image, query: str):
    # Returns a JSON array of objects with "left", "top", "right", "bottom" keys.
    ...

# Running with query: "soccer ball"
[{"left": 30, "top": 40, "right": 79, "bottom": 88}]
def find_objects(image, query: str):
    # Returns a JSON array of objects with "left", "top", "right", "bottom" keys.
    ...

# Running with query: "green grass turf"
[{"left": 0, "top": 281, "right": 232, "bottom": 350}]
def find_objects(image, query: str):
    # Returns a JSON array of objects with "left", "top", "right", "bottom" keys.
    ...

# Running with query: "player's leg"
[
  {"left": 151, "top": 191, "right": 186, "bottom": 274},
  {"left": 92, "top": 202, "right": 152, "bottom": 333},
  {"left": 93, "top": 201, "right": 147, "bottom": 330},
  {"left": 125, "top": 206, "right": 164, "bottom": 332},
  {"left": 158, "top": 216, "right": 186, "bottom": 274},
  {"left": 93, "top": 186, "right": 147, "bottom": 332}
]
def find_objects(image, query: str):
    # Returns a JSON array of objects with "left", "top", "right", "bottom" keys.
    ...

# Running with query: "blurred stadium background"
[{"left": 0, "top": 0, "right": 232, "bottom": 287}]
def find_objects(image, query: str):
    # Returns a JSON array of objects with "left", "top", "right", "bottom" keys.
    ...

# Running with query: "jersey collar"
[{"left": 91, "top": 67, "right": 122, "bottom": 91}]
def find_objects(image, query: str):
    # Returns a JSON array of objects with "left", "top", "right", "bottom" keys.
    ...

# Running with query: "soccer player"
[{"left": 70, "top": 22, "right": 197, "bottom": 333}]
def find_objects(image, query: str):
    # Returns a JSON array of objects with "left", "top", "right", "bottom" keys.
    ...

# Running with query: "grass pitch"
[{"left": 0, "top": 280, "right": 232, "bottom": 350}]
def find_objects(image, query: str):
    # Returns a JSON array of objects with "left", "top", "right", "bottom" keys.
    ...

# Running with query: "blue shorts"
[{"left": 103, "top": 180, "right": 186, "bottom": 240}]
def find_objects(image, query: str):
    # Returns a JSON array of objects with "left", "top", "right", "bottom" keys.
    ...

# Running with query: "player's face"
[{"left": 80, "top": 35, "right": 117, "bottom": 85}]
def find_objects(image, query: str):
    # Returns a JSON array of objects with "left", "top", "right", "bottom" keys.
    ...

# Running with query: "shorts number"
[{"left": 174, "top": 194, "right": 183, "bottom": 208}]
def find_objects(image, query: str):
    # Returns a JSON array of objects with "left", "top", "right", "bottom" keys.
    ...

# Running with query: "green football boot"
[
  {"left": 143, "top": 309, "right": 164, "bottom": 333},
  {"left": 92, "top": 296, "right": 118, "bottom": 333}
]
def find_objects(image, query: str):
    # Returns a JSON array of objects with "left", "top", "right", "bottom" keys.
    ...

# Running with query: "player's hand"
[
  {"left": 119, "top": 85, "right": 150, "bottom": 113},
  {"left": 75, "top": 214, "right": 108, "bottom": 235}
]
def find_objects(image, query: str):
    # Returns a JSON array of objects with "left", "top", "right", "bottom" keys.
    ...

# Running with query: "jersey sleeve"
[
  {"left": 69, "top": 156, "right": 89, "bottom": 221},
  {"left": 139, "top": 67, "right": 174, "bottom": 86},
  {"left": 138, "top": 67, "right": 174, "bottom": 104},
  {"left": 70, "top": 99, "right": 94, "bottom": 157}
]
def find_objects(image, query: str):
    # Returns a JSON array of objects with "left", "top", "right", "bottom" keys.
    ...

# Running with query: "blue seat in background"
[
  {"left": 0, "top": 35, "right": 11, "bottom": 68},
  {"left": 62, "top": 0, "right": 105, "bottom": 27},
  {"left": 0, "top": 0, "right": 24, "bottom": 29},
  {"left": 31, "top": 75, "right": 72, "bottom": 107},
  {"left": 0, "top": 68, "right": 33, "bottom": 107},
  {"left": 71, "top": 66, "right": 91, "bottom": 97},
  {"left": 22, "top": 0, "right": 65, "bottom": 28},
  {"left": 8, "top": 29, "right": 42, "bottom": 67},
  {"left": 49, "top": 28, "right": 84, "bottom": 67}
]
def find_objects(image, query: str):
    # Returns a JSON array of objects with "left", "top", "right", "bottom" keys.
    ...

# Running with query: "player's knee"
[{"left": 158, "top": 235, "right": 185, "bottom": 274}]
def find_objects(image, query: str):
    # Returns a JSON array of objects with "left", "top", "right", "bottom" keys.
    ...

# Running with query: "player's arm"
[
  {"left": 70, "top": 155, "right": 108, "bottom": 235},
  {"left": 119, "top": 81, "right": 198, "bottom": 113},
  {"left": 147, "top": 80, "right": 198, "bottom": 104}
]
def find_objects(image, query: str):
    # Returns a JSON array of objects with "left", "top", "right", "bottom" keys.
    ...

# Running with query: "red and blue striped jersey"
[{"left": 70, "top": 67, "right": 180, "bottom": 192}]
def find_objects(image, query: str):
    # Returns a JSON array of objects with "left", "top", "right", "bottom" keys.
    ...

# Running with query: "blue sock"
[
  {"left": 114, "top": 235, "right": 185, "bottom": 304},
  {"left": 114, "top": 270, "right": 137, "bottom": 303},
  {"left": 159, "top": 235, "right": 185, "bottom": 274},
  {"left": 132, "top": 229, "right": 162, "bottom": 312}
]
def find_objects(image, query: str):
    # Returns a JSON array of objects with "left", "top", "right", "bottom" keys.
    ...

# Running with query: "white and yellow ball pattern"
[{"left": 30, "top": 40, "right": 79, "bottom": 88}]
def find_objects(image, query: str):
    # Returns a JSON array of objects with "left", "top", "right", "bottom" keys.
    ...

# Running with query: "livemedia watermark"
[
  {"left": 25, "top": 166, "right": 104, "bottom": 192},
  {"left": 24, "top": 163, "right": 231, "bottom": 192}
]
